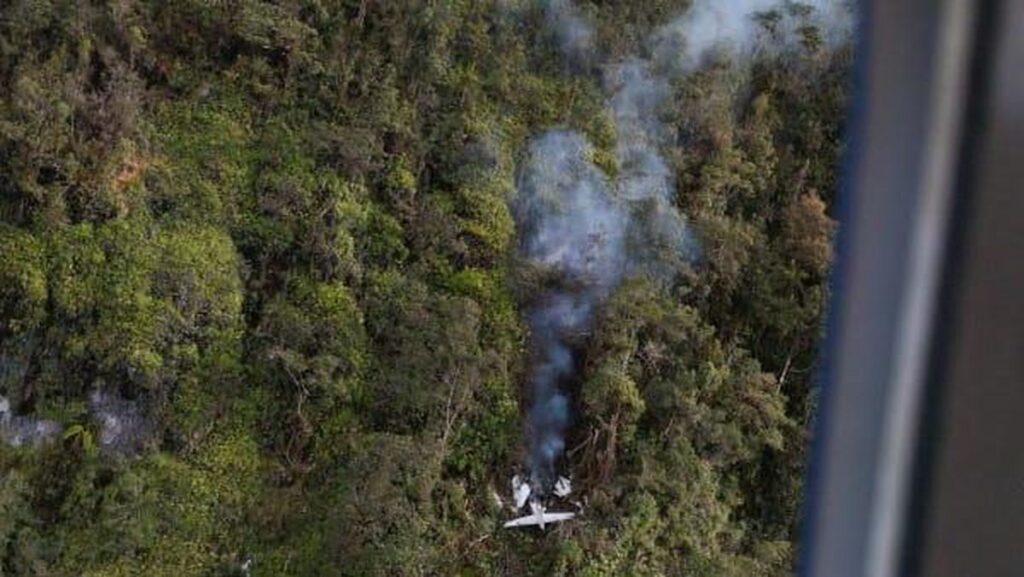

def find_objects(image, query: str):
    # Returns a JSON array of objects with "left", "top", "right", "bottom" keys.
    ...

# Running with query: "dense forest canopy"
[{"left": 0, "top": 1, "right": 851, "bottom": 575}]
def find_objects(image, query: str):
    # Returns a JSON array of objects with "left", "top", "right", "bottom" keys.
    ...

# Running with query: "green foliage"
[
  {"left": 0, "top": 1, "right": 848, "bottom": 575},
  {"left": 0, "top": 469, "right": 49, "bottom": 575},
  {"left": 0, "top": 226, "right": 46, "bottom": 336},
  {"left": 148, "top": 93, "right": 255, "bottom": 223},
  {"left": 47, "top": 220, "right": 163, "bottom": 393},
  {"left": 253, "top": 273, "right": 366, "bottom": 466},
  {"left": 363, "top": 271, "right": 485, "bottom": 435}
]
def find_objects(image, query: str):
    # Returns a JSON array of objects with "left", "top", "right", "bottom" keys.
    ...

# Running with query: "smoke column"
[
  {"left": 515, "top": 131, "right": 627, "bottom": 489},
  {"left": 651, "top": 0, "right": 854, "bottom": 75},
  {"left": 544, "top": 0, "right": 594, "bottom": 67},
  {"left": 516, "top": 0, "right": 849, "bottom": 492}
]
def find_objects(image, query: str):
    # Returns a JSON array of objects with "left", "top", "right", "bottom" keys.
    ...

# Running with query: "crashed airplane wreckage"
[{"left": 503, "top": 474, "right": 578, "bottom": 529}]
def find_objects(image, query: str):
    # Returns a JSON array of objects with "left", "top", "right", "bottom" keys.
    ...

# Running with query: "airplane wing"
[{"left": 503, "top": 511, "right": 576, "bottom": 528}]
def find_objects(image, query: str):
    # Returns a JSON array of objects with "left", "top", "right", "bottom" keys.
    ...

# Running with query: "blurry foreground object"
[{"left": 802, "top": 1, "right": 1024, "bottom": 577}]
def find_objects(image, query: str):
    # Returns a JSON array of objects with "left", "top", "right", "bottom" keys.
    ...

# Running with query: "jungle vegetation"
[{"left": 0, "top": 1, "right": 850, "bottom": 575}]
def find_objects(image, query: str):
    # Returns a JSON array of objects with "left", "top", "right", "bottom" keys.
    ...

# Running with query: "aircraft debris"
[
  {"left": 553, "top": 475, "right": 572, "bottom": 498},
  {"left": 504, "top": 473, "right": 578, "bottom": 529}
]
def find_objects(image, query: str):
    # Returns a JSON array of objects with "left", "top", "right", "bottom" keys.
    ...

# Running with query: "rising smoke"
[
  {"left": 543, "top": 0, "right": 595, "bottom": 67},
  {"left": 516, "top": 0, "right": 848, "bottom": 492},
  {"left": 515, "top": 131, "right": 627, "bottom": 488},
  {"left": 0, "top": 390, "right": 149, "bottom": 452},
  {"left": 0, "top": 394, "right": 62, "bottom": 447},
  {"left": 651, "top": 0, "right": 853, "bottom": 75}
]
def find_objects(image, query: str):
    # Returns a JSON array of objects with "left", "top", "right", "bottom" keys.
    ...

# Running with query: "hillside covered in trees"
[{"left": 0, "top": 1, "right": 851, "bottom": 575}]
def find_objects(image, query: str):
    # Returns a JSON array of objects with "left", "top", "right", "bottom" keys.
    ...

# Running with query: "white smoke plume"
[
  {"left": 514, "top": 0, "right": 849, "bottom": 493},
  {"left": 605, "top": 57, "right": 699, "bottom": 275},
  {"left": 0, "top": 394, "right": 61, "bottom": 447},
  {"left": 89, "top": 390, "right": 150, "bottom": 454},
  {"left": 0, "top": 391, "right": 150, "bottom": 453},
  {"left": 543, "top": 0, "right": 595, "bottom": 66},
  {"left": 515, "top": 131, "right": 627, "bottom": 487},
  {"left": 652, "top": 0, "right": 854, "bottom": 75}
]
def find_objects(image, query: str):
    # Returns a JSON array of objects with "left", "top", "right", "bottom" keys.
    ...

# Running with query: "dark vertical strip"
[
  {"left": 899, "top": 1, "right": 1003, "bottom": 574},
  {"left": 796, "top": 0, "right": 874, "bottom": 573}
]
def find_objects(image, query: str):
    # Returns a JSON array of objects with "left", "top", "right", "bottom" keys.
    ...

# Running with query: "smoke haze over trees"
[{"left": 0, "top": 1, "right": 850, "bottom": 575}]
